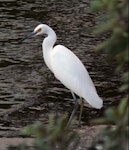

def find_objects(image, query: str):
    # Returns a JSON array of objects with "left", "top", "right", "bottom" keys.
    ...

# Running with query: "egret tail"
[{"left": 83, "top": 92, "right": 103, "bottom": 109}]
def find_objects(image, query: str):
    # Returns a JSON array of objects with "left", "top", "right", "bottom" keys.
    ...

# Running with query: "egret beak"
[{"left": 20, "top": 31, "right": 36, "bottom": 42}]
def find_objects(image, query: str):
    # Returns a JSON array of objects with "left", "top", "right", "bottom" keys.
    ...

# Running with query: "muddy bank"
[{"left": 0, "top": 126, "right": 103, "bottom": 150}]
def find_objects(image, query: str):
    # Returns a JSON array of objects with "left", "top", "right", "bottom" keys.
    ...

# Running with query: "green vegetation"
[
  {"left": 89, "top": 0, "right": 129, "bottom": 149},
  {"left": 90, "top": 98, "right": 128, "bottom": 150},
  {"left": 91, "top": 0, "right": 128, "bottom": 82}
]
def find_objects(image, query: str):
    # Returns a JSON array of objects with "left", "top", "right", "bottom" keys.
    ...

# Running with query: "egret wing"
[
  {"left": 51, "top": 45, "right": 103, "bottom": 109},
  {"left": 51, "top": 45, "right": 93, "bottom": 86}
]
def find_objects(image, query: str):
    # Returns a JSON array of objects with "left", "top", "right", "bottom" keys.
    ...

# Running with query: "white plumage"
[{"left": 51, "top": 45, "right": 103, "bottom": 109}]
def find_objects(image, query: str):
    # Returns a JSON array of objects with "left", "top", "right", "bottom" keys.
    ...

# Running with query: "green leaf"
[
  {"left": 93, "top": 19, "right": 115, "bottom": 34},
  {"left": 105, "top": 108, "right": 116, "bottom": 123},
  {"left": 123, "top": 72, "right": 129, "bottom": 82},
  {"left": 118, "top": 98, "right": 128, "bottom": 116},
  {"left": 91, "top": 0, "right": 103, "bottom": 11},
  {"left": 47, "top": 114, "right": 55, "bottom": 131},
  {"left": 119, "top": 84, "right": 128, "bottom": 92},
  {"left": 91, "top": 118, "right": 108, "bottom": 124}
]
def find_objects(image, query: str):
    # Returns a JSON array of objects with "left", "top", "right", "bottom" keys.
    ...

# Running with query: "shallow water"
[{"left": 0, "top": 0, "right": 122, "bottom": 136}]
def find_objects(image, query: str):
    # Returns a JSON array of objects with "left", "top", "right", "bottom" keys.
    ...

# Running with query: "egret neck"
[{"left": 42, "top": 25, "right": 57, "bottom": 71}]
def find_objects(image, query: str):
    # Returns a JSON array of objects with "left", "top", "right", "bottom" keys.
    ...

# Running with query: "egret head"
[
  {"left": 20, "top": 24, "right": 47, "bottom": 42},
  {"left": 34, "top": 24, "right": 46, "bottom": 35}
]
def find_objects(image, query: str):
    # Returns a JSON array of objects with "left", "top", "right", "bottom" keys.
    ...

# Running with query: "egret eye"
[{"left": 36, "top": 28, "right": 41, "bottom": 33}]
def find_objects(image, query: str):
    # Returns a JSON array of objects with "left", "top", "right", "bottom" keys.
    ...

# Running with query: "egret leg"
[
  {"left": 67, "top": 91, "right": 78, "bottom": 127},
  {"left": 78, "top": 98, "right": 84, "bottom": 126}
]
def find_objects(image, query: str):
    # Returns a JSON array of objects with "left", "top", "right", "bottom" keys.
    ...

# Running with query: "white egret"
[{"left": 21, "top": 24, "right": 103, "bottom": 126}]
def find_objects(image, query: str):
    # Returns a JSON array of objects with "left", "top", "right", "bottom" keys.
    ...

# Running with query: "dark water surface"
[{"left": 0, "top": 0, "right": 122, "bottom": 137}]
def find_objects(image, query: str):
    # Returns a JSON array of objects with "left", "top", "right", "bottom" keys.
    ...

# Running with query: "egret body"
[{"left": 21, "top": 24, "right": 103, "bottom": 125}]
